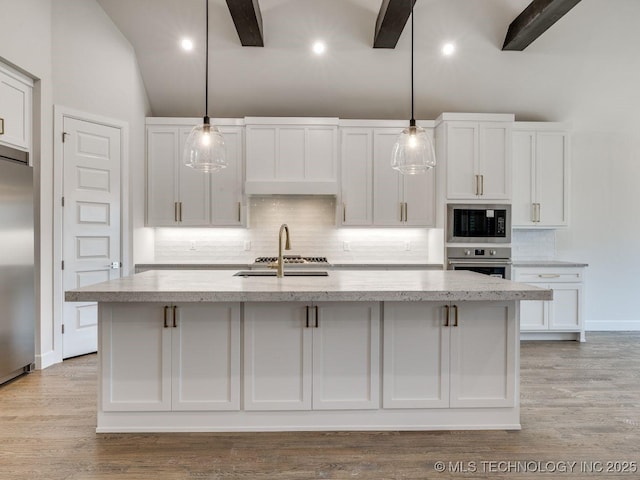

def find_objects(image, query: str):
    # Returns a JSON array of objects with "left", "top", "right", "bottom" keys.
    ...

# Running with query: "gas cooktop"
[{"left": 254, "top": 255, "right": 329, "bottom": 264}]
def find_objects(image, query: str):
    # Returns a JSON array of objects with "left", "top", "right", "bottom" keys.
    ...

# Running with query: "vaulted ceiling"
[{"left": 95, "top": 0, "right": 640, "bottom": 129}]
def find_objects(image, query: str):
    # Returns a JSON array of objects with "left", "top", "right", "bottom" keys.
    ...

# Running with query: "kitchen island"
[{"left": 66, "top": 269, "right": 551, "bottom": 433}]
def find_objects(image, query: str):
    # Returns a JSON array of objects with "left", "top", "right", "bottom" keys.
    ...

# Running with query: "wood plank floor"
[{"left": 1, "top": 332, "right": 639, "bottom": 479}]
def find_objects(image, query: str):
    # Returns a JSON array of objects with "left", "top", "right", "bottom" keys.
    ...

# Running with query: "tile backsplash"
[
  {"left": 512, "top": 229, "right": 556, "bottom": 260},
  {"left": 154, "top": 196, "right": 443, "bottom": 264}
]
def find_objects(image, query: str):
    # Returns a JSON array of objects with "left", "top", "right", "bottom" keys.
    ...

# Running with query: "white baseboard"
[
  {"left": 586, "top": 320, "right": 640, "bottom": 331},
  {"left": 36, "top": 350, "right": 62, "bottom": 370}
]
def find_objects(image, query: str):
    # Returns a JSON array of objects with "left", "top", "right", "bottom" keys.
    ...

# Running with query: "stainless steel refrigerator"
[{"left": 0, "top": 145, "right": 35, "bottom": 385}]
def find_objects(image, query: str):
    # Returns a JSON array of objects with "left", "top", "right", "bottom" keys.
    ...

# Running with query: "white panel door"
[
  {"left": 177, "top": 127, "right": 210, "bottom": 225},
  {"left": 312, "top": 302, "right": 380, "bottom": 410},
  {"left": 62, "top": 116, "right": 121, "bottom": 359},
  {"left": 171, "top": 303, "right": 241, "bottom": 411},
  {"left": 0, "top": 65, "right": 32, "bottom": 152},
  {"left": 373, "top": 128, "right": 403, "bottom": 225},
  {"left": 245, "top": 126, "right": 277, "bottom": 181},
  {"left": 479, "top": 123, "right": 511, "bottom": 200},
  {"left": 243, "top": 303, "right": 313, "bottom": 411},
  {"left": 446, "top": 123, "right": 478, "bottom": 199},
  {"left": 383, "top": 302, "right": 450, "bottom": 408},
  {"left": 211, "top": 126, "right": 243, "bottom": 225},
  {"left": 549, "top": 284, "right": 582, "bottom": 331},
  {"left": 306, "top": 126, "right": 337, "bottom": 180},
  {"left": 340, "top": 128, "right": 373, "bottom": 225},
  {"left": 449, "top": 302, "right": 516, "bottom": 408},
  {"left": 101, "top": 303, "right": 172, "bottom": 412},
  {"left": 536, "top": 132, "right": 568, "bottom": 226},
  {"left": 512, "top": 131, "right": 536, "bottom": 226},
  {"left": 519, "top": 298, "right": 548, "bottom": 331},
  {"left": 403, "top": 166, "right": 436, "bottom": 226},
  {"left": 146, "top": 126, "right": 179, "bottom": 226}
]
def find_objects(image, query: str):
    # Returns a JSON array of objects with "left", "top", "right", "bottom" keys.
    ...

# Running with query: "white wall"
[{"left": 0, "top": 0, "right": 54, "bottom": 369}]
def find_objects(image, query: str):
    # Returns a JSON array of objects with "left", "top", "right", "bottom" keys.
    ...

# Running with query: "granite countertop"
[
  {"left": 512, "top": 260, "right": 588, "bottom": 268},
  {"left": 66, "top": 269, "right": 551, "bottom": 303}
]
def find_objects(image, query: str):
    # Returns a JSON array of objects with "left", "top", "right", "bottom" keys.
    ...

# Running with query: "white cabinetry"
[
  {"left": 383, "top": 301, "right": 516, "bottom": 409},
  {"left": 340, "top": 123, "right": 435, "bottom": 227},
  {"left": 243, "top": 302, "right": 380, "bottom": 411},
  {"left": 245, "top": 117, "right": 338, "bottom": 195},
  {"left": 0, "top": 62, "right": 33, "bottom": 153},
  {"left": 512, "top": 123, "right": 569, "bottom": 227},
  {"left": 514, "top": 266, "right": 585, "bottom": 342},
  {"left": 436, "top": 113, "right": 513, "bottom": 201},
  {"left": 146, "top": 119, "right": 244, "bottom": 226},
  {"left": 100, "top": 302, "right": 240, "bottom": 411}
]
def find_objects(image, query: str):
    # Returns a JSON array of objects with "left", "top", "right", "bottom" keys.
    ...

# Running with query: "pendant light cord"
[
  {"left": 205, "top": 0, "right": 209, "bottom": 121},
  {"left": 410, "top": 0, "right": 415, "bottom": 126}
]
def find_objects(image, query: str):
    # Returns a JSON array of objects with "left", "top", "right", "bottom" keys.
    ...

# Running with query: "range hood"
[{"left": 0, "top": 144, "right": 29, "bottom": 164}]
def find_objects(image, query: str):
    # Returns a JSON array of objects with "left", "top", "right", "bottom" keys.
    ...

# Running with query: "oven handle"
[{"left": 448, "top": 260, "right": 512, "bottom": 266}]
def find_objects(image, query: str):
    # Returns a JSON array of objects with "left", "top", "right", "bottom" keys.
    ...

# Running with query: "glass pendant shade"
[
  {"left": 391, "top": 125, "right": 436, "bottom": 175},
  {"left": 183, "top": 119, "right": 227, "bottom": 172}
]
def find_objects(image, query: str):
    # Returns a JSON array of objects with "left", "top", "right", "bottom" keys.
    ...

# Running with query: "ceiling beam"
[
  {"left": 225, "top": 0, "right": 264, "bottom": 47},
  {"left": 373, "top": 0, "right": 417, "bottom": 49},
  {"left": 502, "top": 0, "right": 582, "bottom": 51}
]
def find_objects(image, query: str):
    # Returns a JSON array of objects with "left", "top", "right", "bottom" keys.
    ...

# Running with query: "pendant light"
[
  {"left": 391, "top": 0, "right": 436, "bottom": 175},
  {"left": 183, "top": 0, "right": 227, "bottom": 172}
]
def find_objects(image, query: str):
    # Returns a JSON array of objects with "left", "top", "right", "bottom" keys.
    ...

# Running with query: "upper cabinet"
[
  {"left": 0, "top": 63, "right": 33, "bottom": 154},
  {"left": 146, "top": 118, "right": 244, "bottom": 227},
  {"left": 436, "top": 113, "right": 514, "bottom": 202},
  {"left": 512, "top": 123, "right": 569, "bottom": 228},
  {"left": 340, "top": 122, "right": 436, "bottom": 227},
  {"left": 245, "top": 117, "right": 339, "bottom": 195}
]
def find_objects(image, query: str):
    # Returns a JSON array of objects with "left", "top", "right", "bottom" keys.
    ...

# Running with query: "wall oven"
[
  {"left": 447, "top": 246, "right": 512, "bottom": 280},
  {"left": 447, "top": 204, "right": 511, "bottom": 244}
]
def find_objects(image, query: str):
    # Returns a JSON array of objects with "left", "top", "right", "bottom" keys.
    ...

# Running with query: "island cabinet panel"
[
  {"left": 383, "top": 301, "right": 516, "bottom": 409},
  {"left": 100, "top": 303, "right": 240, "bottom": 412},
  {"left": 243, "top": 302, "right": 380, "bottom": 411}
]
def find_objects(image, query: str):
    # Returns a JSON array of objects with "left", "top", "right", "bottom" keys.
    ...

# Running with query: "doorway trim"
[{"left": 53, "top": 105, "right": 130, "bottom": 365}]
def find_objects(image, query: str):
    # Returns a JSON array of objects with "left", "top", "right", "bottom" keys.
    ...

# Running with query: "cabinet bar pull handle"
[
  {"left": 305, "top": 306, "right": 310, "bottom": 328},
  {"left": 404, "top": 203, "right": 408, "bottom": 222},
  {"left": 0, "top": 118, "right": 4, "bottom": 135},
  {"left": 444, "top": 305, "right": 450, "bottom": 327},
  {"left": 315, "top": 305, "right": 319, "bottom": 328},
  {"left": 172, "top": 305, "right": 178, "bottom": 328},
  {"left": 480, "top": 175, "right": 484, "bottom": 196},
  {"left": 179, "top": 202, "right": 183, "bottom": 222},
  {"left": 163, "top": 306, "right": 169, "bottom": 328},
  {"left": 174, "top": 202, "right": 178, "bottom": 222},
  {"left": 538, "top": 274, "right": 561, "bottom": 278},
  {"left": 536, "top": 203, "right": 541, "bottom": 222},
  {"left": 400, "top": 202, "right": 403, "bottom": 221},
  {"left": 343, "top": 203, "right": 346, "bottom": 223},
  {"left": 475, "top": 175, "right": 480, "bottom": 196},
  {"left": 237, "top": 202, "right": 241, "bottom": 222},
  {"left": 453, "top": 305, "right": 459, "bottom": 327}
]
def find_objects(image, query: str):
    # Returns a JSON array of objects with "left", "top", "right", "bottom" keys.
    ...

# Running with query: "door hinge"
[
  {"left": 62, "top": 324, "right": 65, "bottom": 334},
  {"left": 61, "top": 260, "right": 64, "bottom": 270},
  {"left": 62, "top": 131, "right": 69, "bottom": 143}
]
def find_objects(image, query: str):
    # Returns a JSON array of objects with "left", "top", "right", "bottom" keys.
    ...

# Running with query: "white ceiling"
[{"left": 95, "top": 0, "right": 640, "bottom": 127}]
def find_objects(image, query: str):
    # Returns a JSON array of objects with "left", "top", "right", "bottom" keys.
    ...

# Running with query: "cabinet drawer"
[{"left": 515, "top": 268, "right": 582, "bottom": 283}]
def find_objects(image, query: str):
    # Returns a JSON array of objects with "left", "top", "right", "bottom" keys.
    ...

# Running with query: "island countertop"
[{"left": 65, "top": 269, "right": 552, "bottom": 303}]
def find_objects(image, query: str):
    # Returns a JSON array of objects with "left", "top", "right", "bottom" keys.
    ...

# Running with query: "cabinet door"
[
  {"left": 245, "top": 125, "right": 277, "bottom": 182},
  {"left": 178, "top": 127, "right": 210, "bottom": 225},
  {"left": 312, "top": 302, "right": 380, "bottom": 410},
  {"left": 307, "top": 126, "right": 337, "bottom": 181},
  {"left": 446, "top": 122, "right": 478, "bottom": 199},
  {"left": 512, "top": 131, "right": 536, "bottom": 226},
  {"left": 373, "top": 128, "right": 403, "bottom": 225},
  {"left": 403, "top": 167, "right": 436, "bottom": 226},
  {"left": 519, "top": 298, "right": 548, "bottom": 331},
  {"left": 340, "top": 128, "right": 373, "bottom": 225},
  {"left": 548, "top": 283, "right": 582, "bottom": 331},
  {"left": 146, "top": 126, "right": 179, "bottom": 226},
  {"left": 450, "top": 302, "right": 516, "bottom": 408},
  {"left": 383, "top": 302, "right": 450, "bottom": 408},
  {"left": 171, "top": 303, "right": 240, "bottom": 411},
  {"left": 478, "top": 122, "right": 511, "bottom": 200},
  {"left": 101, "top": 303, "right": 172, "bottom": 412},
  {"left": 211, "top": 126, "right": 243, "bottom": 225},
  {"left": 243, "top": 303, "right": 312, "bottom": 410},
  {"left": 0, "top": 66, "right": 32, "bottom": 152},
  {"left": 536, "top": 132, "right": 568, "bottom": 227}
]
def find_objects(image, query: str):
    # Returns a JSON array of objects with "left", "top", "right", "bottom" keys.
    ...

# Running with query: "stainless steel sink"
[{"left": 233, "top": 270, "right": 329, "bottom": 277}]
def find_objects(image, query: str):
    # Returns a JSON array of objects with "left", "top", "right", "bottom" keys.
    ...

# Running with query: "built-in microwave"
[{"left": 447, "top": 204, "right": 511, "bottom": 243}]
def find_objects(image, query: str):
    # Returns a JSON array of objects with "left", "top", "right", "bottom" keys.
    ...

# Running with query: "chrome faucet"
[{"left": 275, "top": 223, "right": 291, "bottom": 278}]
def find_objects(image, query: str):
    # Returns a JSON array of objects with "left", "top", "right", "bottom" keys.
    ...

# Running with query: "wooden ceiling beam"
[
  {"left": 373, "top": 0, "right": 417, "bottom": 49},
  {"left": 225, "top": 0, "right": 264, "bottom": 47},
  {"left": 502, "top": 0, "right": 582, "bottom": 51}
]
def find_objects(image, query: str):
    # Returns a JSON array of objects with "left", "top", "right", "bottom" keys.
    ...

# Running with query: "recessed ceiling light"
[
  {"left": 181, "top": 38, "right": 194, "bottom": 51},
  {"left": 442, "top": 42, "right": 455, "bottom": 56},
  {"left": 312, "top": 41, "right": 326, "bottom": 55}
]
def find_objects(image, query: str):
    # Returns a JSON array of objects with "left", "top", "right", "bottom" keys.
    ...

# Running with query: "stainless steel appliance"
[
  {"left": 447, "top": 246, "right": 512, "bottom": 280},
  {"left": 0, "top": 146, "right": 35, "bottom": 385},
  {"left": 447, "top": 203, "right": 511, "bottom": 243}
]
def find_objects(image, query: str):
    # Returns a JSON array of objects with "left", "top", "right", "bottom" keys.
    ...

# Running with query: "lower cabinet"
[
  {"left": 514, "top": 267, "right": 585, "bottom": 341},
  {"left": 383, "top": 301, "right": 516, "bottom": 409},
  {"left": 243, "top": 302, "right": 380, "bottom": 410},
  {"left": 100, "top": 302, "right": 241, "bottom": 412}
]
